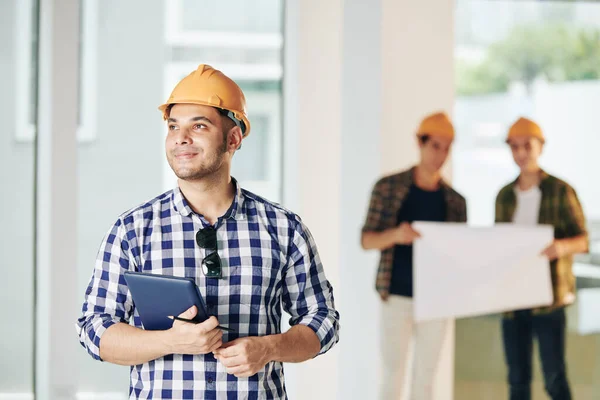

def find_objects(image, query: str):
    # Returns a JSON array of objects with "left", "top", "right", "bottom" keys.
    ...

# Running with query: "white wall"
[
  {"left": 0, "top": 0, "right": 35, "bottom": 392},
  {"left": 36, "top": 0, "right": 80, "bottom": 398},
  {"left": 75, "top": 0, "right": 166, "bottom": 393},
  {"left": 283, "top": 0, "right": 343, "bottom": 399},
  {"left": 284, "top": 0, "right": 457, "bottom": 398},
  {"left": 338, "top": 0, "right": 382, "bottom": 399}
]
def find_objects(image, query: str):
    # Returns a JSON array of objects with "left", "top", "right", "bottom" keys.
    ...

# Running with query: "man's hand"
[
  {"left": 213, "top": 337, "right": 271, "bottom": 378},
  {"left": 393, "top": 222, "right": 421, "bottom": 245},
  {"left": 166, "top": 306, "right": 223, "bottom": 355},
  {"left": 541, "top": 240, "right": 565, "bottom": 261}
]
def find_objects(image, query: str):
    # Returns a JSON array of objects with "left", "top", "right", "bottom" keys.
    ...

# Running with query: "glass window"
[
  {"left": 76, "top": 0, "right": 283, "bottom": 394},
  {"left": 0, "top": 0, "right": 38, "bottom": 396},
  {"left": 180, "top": 0, "right": 282, "bottom": 33},
  {"left": 454, "top": 1, "right": 600, "bottom": 399}
]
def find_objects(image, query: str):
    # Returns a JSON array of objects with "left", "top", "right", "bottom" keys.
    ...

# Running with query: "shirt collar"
[
  {"left": 171, "top": 178, "right": 246, "bottom": 221},
  {"left": 509, "top": 169, "right": 550, "bottom": 190},
  {"left": 404, "top": 166, "right": 452, "bottom": 191}
]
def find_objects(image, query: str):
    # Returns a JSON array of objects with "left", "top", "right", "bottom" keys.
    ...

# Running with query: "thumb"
[{"left": 179, "top": 305, "right": 197, "bottom": 319}]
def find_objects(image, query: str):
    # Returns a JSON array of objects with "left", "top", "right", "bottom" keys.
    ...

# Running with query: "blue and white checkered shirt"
[{"left": 76, "top": 181, "right": 340, "bottom": 399}]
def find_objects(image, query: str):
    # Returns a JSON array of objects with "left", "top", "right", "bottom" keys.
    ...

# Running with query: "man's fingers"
[
  {"left": 179, "top": 305, "right": 197, "bottom": 319},
  {"left": 199, "top": 316, "right": 219, "bottom": 331},
  {"left": 202, "top": 329, "right": 222, "bottom": 348},
  {"left": 214, "top": 341, "right": 240, "bottom": 358},
  {"left": 207, "top": 335, "right": 223, "bottom": 353},
  {"left": 226, "top": 365, "right": 248, "bottom": 376},
  {"left": 216, "top": 354, "right": 245, "bottom": 368}
]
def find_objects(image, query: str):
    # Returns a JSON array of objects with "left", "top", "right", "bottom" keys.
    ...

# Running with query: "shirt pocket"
[{"left": 227, "top": 253, "right": 281, "bottom": 315}]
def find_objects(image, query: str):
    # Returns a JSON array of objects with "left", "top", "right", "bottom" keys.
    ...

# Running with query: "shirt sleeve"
[
  {"left": 75, "top": 218, "right": 135, "bottom": 361},
  {"left": 362, "top": 179, "right": 385, "bottom": 232},
  {"left": 495, "top": 190, "right": 506, "bottom": 223},
  {"left": 282, "top": 218, "right": 340, "bottom": 355},
  {"left": 459, "top": 195, "right": 468, "bottom": 223},
  {"left": 562, "top": 185, "right": 588, "bottom": 239}
]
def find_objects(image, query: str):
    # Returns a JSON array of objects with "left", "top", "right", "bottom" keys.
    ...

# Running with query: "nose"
[
  {"left": 173, "top": 127, "right": 193, "bottom": 145},
  {"left": 515, "top": 147, "right": 527, "bottom": 160}
]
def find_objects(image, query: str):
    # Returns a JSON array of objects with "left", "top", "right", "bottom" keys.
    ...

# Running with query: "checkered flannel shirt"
[
  {"left": 76, "top": 181, "right": 340, "bottom": 399},
  {"left": 496, "top": 170, "right": 588, "bottom": 315},
  {"left": 362, "top": 167, "right": 467, "bottom": 298}
]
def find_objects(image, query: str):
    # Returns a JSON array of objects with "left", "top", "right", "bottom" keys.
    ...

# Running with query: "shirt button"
[{"left": 207, "top": 378, "right": 214, "bottom": 384}]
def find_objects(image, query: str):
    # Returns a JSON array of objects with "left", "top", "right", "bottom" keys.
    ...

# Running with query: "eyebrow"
[{"left": 167, "top": 116, "right": 214, "bottom": 125}]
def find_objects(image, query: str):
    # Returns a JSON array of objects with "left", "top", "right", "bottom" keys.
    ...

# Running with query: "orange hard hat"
[
  {"left": 416, "top": 111, "right": 455, "bottom": 141},
  {"left": 506, "top": 117, "right": 545, "bottom": 143},
  {"left": 158, "top": 64, "right": 251, "bottom": 137}
]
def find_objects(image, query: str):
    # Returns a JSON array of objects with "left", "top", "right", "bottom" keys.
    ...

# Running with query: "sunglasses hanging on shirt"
[{"left": 195, "top": 226, "right": 222, "bottom": 279}]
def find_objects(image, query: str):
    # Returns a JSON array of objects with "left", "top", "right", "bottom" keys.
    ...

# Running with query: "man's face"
[
  {"left": 419, "top": 136, "right": 452, "bottom": 173},
  {"left": 165, "top": 104, "right": 232, "bottom": 181},
  {"left": 508, "top": 136, "right": 543, "bottom": 173}
]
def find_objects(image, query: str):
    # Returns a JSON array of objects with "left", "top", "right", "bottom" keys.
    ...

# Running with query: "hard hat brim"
[{"left": 158, "top": 100, "right": 251, "bottom": 137}]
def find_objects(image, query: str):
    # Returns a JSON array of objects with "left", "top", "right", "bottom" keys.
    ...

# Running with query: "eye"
[
  {"left": 193, "top": 124, "right": 207, "bottom": 130},
  {"left": 168, "top": 125, "right": 178, "bottom": 131}
]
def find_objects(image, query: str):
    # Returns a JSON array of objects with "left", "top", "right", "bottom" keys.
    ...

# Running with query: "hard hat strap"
[{"left": 225, "top": 110, "right": 246, "bottom": 135}]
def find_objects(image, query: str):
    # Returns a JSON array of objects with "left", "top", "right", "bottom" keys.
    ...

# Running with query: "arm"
[
  {"left": 494, "top": 191, "right": 503, "bottom": 223},
  {"left": 76, "top": 219, "right": 135, "bottom": 361},
  {"left": 214, "top": 219, "right": 340, "bottom": 377},
  {"left": 99, "top": 322, "right": 171, "bottom": 365},
  {"left": 263, "top": 325, "right": 320, "bottom": 362},
  {"left": 361, "top": 228, "right": 399, "bottom": 250},
  {"left": 542, "top": 186, "right": 589, "bottom": 260},
  {"left": 558, "top": 235, "right": 589, "bottom": 256},
  {"left": 360, "top": 179, "right": 387, "bottom": 250},
  {"left": 76, "top": 220, "right": 222, "bottom": 365},
  {"left": 562, "top": 185, "right": 589, "bottom": 253},
  {"left": 100, "top": 309, "right": 223, "bottom": 366},
  {"left": 213, "top": 325, "right": 320, "bottom": 377},
  {"left": 361, "top": 224, "right": 420, "bottom": 250}
]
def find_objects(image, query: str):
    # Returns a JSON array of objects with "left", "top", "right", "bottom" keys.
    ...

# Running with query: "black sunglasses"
[{"left": 196, "top": 227, "right": 222, "bottom": 278}]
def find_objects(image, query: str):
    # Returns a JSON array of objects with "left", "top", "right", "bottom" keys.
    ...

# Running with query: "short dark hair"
[
  {"left": 216, "top": 107, "right": 246, "bottom": 135},
  {"left": 216, "top": 108, "right": 236, "bottom": 133}
]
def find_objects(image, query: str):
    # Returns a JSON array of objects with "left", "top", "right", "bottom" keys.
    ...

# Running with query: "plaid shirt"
[
  {"left": 76, "top": 182, "right": 340, "bottom": 399},
  {"left": 362, "top": 167, "right": 467, "bottom": 297},
  {"left": 495, "top": 170, "right": 588, "bottom": 314}
]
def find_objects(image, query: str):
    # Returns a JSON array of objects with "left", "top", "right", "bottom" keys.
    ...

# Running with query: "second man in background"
[{"left": 361, "top": 112, "right": 467, "bottom": 400}]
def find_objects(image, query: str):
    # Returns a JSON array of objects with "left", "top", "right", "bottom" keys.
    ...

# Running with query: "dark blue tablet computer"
[{"left": 123, "top": 271, "right": 210, "bottom": 331}]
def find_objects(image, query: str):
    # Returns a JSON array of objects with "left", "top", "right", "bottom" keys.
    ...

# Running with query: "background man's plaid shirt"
[
  {"left": 362, "top": 167, "right": 468, "bottom": 297},
  {"left": 496, "top": 170, "right": 588, "bottom": 315},
  {"left": 76, "top": 182, "right": 340, "bottom": 399}
]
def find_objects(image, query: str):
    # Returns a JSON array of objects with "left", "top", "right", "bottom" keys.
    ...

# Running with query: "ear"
[{"left": 227, "top": 126, "right": 244, "bottom": 152}]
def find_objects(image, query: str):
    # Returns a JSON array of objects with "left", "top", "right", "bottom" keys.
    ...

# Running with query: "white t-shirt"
[{"left": 512, "top": 185, "right": 542, "bottom": 225}]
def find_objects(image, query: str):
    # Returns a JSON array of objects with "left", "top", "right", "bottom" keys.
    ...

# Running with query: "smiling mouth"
[{"left": 175, "top": 152, "right": 198, "bottom": 159}]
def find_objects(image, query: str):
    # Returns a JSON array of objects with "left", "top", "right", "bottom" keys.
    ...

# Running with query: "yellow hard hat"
[
  {"left": 158, "top": 64, "right": 251, "bottom": 137},
  {"left": 416, "top": 111, "right": 454, "bottom": 141},
  {"left": 506, "top": 117, "right": 544, "bottom": 143}
]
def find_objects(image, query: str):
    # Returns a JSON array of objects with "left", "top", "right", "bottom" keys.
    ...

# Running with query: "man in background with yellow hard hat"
[
  {"left": 77, "top": 64, "right": 340, "bottom": 399},
  {"left": 361, "top": 112, "right": 467, "bottom": 400},
  {"left": 496, "top": 117, "right": 588, "bottom": 400}
]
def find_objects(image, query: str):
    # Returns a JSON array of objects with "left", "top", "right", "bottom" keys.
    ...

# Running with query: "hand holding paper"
[
  {"left": 393, "top": 222, "right": 421, "bottom": 245},
  {"left": 413, "top": 222, "right": 554, "bottom": 322}
]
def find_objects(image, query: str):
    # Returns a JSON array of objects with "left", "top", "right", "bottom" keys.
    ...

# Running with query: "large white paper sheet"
[{"left": 413, "top": 222, "right": 554, "bottom": 322}]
